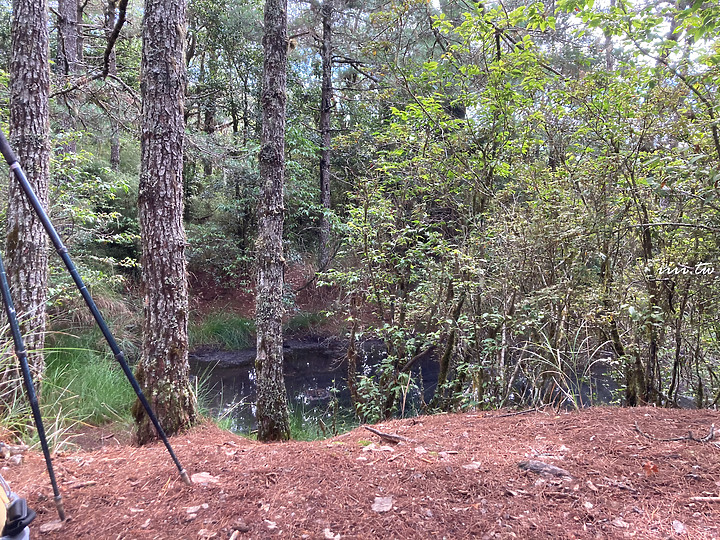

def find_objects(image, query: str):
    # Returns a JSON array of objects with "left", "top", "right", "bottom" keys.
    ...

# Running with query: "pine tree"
[
  {"left": 255, "top": 0, "right": 291, "bottom": 442},
  {"left": 4, "top": 0, "right": 51, "bottom": 386},
  {"left": 133, "top": 0, "right": 197, "bottom": 444}
]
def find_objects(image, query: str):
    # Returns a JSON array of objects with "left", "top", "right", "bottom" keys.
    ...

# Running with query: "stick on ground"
[{"left": 363, "top": 425, "right": 416, "bottom": 444}]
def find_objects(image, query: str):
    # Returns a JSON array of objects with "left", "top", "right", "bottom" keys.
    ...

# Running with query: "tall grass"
[
  {"left": 189, "top": 313, "right": 254, "bottom": 350},
  {"left": 42, "top": 332, "right": 135, "bottom": 425},
  {"left": 285, "top": 311, "right": 328, "bottom": 334},
  {"left": 0, "top": 328, "right": 134, "bottom": 451},
  {"left": 192, "top": 362, "right": 246, "bottom": 431}
]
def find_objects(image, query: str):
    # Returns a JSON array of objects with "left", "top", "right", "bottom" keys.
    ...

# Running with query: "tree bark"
[
  {"left": 4, "top": 0, "right": 51, "bottom": 386},
  {"left": 57, "top": 0, "right": 78, "bottom": 76},
  {"left": 76, "top": 0, "right": 85, "bottom": 65},
  {"left": 105, "top": 0, "right": 121, "bottom": 170},
  {"left": 255, "top": 0, "right": 290, "bottom": 442},
  {"left": 133, "top": 0, "right": 197, "bottom": 444},
  {"left": 56, "top": 0, "right": 78, "bottom": 155},
  {"left": 318, "top": 0, "right": 333, "bottom": 269}
]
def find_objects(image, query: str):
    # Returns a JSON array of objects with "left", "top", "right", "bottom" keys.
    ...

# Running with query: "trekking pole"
[
  {"left": 0, "top": 252, "right": 66, "bottom": 521},
  {"left": 0, "top": 130, "right": 192, "bottom": 486}
]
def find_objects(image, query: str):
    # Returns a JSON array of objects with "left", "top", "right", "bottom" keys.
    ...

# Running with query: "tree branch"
[{"left": 102, "top": 0, "right": 129, "bottom": 78}]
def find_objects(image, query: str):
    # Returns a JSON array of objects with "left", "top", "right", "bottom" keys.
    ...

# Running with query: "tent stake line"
[{"left": 0, "top": 129, "right": 192, "bottom": 490}]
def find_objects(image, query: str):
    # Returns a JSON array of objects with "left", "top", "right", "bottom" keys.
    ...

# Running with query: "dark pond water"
[
  {"left": 189, "top": 336, "right": 639, "bottom": 435},
  {"left": 189, "top": 336, "right": 439, "bottom": 435}
]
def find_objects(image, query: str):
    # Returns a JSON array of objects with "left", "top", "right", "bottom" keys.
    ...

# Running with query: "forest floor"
[{"left": 3, "top": 407, "right": 720, "bottom": 539}]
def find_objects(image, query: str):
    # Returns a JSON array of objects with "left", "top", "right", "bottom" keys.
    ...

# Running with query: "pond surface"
[
  {"left": 189, "top": 336, "right": 641, "bottom": 435},
  {"left": 189, "top": 336, "right": 439, "bottom": 434}
]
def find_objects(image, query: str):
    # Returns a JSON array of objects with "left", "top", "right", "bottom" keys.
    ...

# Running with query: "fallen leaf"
[
  {"left": 39, "top": 521, "right": 64, "bottom": 533},
  {"left": 371, "top": 496, "right": 394, "bottom": 513},
  {"left": 323, "top": 527, "right": 341, "bottom": 539},
  {"left": 643, "top": 461, "right": 659, "bottom": 476},
  {"left": 362, "top": 443, "right": 394, "bottom": 453},
  {"left": 611, "top": 518, "right": 630, "bottom": 529},
  {"left": 191, "top": 472, "right": 220, "bottom": 484},
  {"left": 198, "top": 529, "right": 217, "bottom": 538},
  {"left": 672, "top": 520, "right": 686, "bottom": 534}
]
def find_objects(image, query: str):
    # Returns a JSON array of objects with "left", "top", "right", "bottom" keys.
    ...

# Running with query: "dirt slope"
[{"left": 3, "top": 407, "right": 720, "bottom": 539}]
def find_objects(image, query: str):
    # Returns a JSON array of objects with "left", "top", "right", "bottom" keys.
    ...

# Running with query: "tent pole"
[
  {"left": 0, "top": 252, "right": 66, "bottom": 521},
  {"left": 0, "top": 129, "right": 191, "bottom": 486}
]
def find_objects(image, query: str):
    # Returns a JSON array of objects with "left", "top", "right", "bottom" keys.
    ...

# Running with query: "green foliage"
[
  {"left": 42, "top": 333, "right": 136, "bottom": 426},
  {"left": 189, "top": 313, "right": 255, "bottom": 350},
  {"left": 285, "top": 311, "right": 329, "bottom": 334},
  {"left": 324, "top": 0, "right": 720, "bottom": 415},
  {"left": 288, "top": 383, "right": 356, "bottom": 441},
  {"left": 186, "top": 222, "right": 252, "bottom": 283}
]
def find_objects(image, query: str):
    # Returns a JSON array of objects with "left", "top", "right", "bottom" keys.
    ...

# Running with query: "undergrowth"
[
  {"left": 43, "top": 332, "right": 136, "bottom": 425},
  {"left": 189, "top": 313, "right": 254, "bottom": 350}
]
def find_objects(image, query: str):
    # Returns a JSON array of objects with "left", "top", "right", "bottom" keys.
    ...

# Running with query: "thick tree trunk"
[
  {"left": 4, "top": 0, "right": 51, "bottom": 386},
  {"left": 318, "top": 0, "right": 333, "bottom": 270},
  {"left": 133, "top": 0, "right": 197, "bottom": 444},
  {"left": 255, "top": 0, "right": 290, "bottom": 442}
]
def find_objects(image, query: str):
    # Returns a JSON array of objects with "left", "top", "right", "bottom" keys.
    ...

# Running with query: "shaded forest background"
[{"left": 2, "top": 0, "right": 720, "bottom": 427}]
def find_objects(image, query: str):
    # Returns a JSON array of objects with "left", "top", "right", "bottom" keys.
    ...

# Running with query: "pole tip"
[
  {"left": 180, "top": 470, "right": 192, "bottom": 486},
  {"left": 54, "top": 495, "right": 67, "bottom": 522}
]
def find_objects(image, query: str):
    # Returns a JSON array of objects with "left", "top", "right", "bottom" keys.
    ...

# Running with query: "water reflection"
[{"left": 189, "top": 338, "right": 437, "bottom": 434}]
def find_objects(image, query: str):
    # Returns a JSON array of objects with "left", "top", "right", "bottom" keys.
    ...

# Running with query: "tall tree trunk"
[
  {"left": 105, "top": 0, "right": 121, "bottom": 170},
  {"left": 318, "top": 0, "right": 333, "bottom": 269},
  {"left": 57, "top": 0, "right": 78, "bottom": 75},
  {"left": 3, "top": 0, "right": 51, "bottom": 387},
  {"left": 133, "top": 0, "right": 197, "bottom": 444},
  {"left": 57, "top": 0, "right": 78, "bottom": 154},
  {"left": 255, "top": 0, "right": 290, "bottom": 442},
  {"left": 76, "top": 0, "right": 85, "bottom": 65}
]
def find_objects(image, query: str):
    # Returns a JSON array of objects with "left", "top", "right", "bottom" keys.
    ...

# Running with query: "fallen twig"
[
  {"left": 486, "top": 408, "right": 540, "bottom": 418},
  {"left": 363, "top": 425, "right": 416, "bottom": 444},
  {"left": 634, "top": 422, "right": 716, "bottom": 444},
  {"left": 66, "top": 480, "right": 97, "bottom": 489},
  {"left": 690, "top": 496, "right": 720, "bottom": 502}
]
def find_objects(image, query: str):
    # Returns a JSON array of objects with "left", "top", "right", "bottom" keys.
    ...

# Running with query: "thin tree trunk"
[
  {"left": 133, "top": 0, "right": 197, "bottom": 444},
  {"left": 4, "top": 0, "right": 51, "bottom": 387},
  {"left": 255, "top": 0, "right": 290, "bottom": 442},
  {"left": 76, "top": 0, "right": 85, "bottom": 65},
  {"left": 431, "top": 291, "right": 466, "bottom": 409},
  {"left": 318, "top": 0, "right": 333, "bottom": 269},
  {"left": 105, "top": 0, "right": 121, "bottom": 170},
  {"left": 57, "top": 0, "right": 78, "bottom": 154},
  {"left": 637, "top": 201, "right": 661, "bottom": 405},
  {"left": 57, "top": 0, "right": 78, "bottom": 75}
]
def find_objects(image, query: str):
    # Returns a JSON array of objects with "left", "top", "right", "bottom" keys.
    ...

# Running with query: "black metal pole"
[
  {"left": 0, "top": 252, "right": 66, "bottom": 521},
  {"left": 0, "top": 129, "right": 191, "bottom": 485}
]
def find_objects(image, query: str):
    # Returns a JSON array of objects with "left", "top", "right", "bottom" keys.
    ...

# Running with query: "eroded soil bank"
[{"left": 4, "top": 407, "right": 720, "bottom": 539}]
